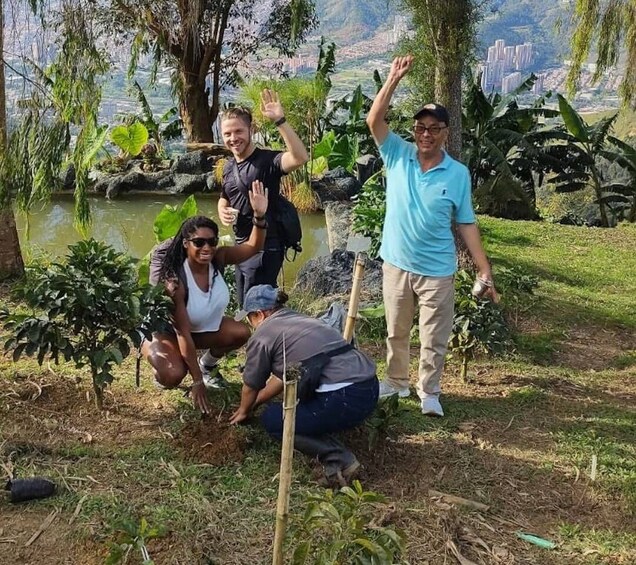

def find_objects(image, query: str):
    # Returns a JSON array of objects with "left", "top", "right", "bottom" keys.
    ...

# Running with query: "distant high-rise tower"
[
  {"left": 515, "top": 43, "right": 533, "bottom": 70},
  {"left": 502, "top": 72, "right": 522, "bottom": 94},
  {"left": 495, "top": 39, "right": 506, "bottom": 61},
  {"left": 477, "top": 64, "right": 489, "bottom": 90},
  {"left": 503, "top": 46, "right": 515, "bottom": 71}
]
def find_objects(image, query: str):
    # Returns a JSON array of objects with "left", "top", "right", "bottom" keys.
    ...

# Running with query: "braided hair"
[{"left": 158, "top": 216, "right": 220, "bottom": 287}]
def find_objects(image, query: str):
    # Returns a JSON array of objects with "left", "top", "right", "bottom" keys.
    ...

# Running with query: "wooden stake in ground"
[
  {"left": 343, "top": 252, "right": 367, "bottom": 342},
  {"left": 272, "top": 353, "right": 300, "bottom": 565}
]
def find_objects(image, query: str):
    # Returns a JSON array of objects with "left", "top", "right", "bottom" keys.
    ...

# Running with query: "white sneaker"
[
  {"left": 378, "top": 380, "right": 411, "bottom": 399},
  {"left": 421, "top": 395, "right": 444, "bottom": 417},
  {"left": 199, "top": 361, "right": 229, "bottom": 390}
]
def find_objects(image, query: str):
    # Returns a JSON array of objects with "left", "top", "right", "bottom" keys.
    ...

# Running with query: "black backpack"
[{"left": 275, "top": 193, "right": 303, "bottom": 260}]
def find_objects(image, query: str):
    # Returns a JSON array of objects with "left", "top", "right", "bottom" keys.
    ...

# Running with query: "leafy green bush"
[
  {"left": 106, "top": 517, "right": 163, "bottom": 565},
  {"left": 313, "top": 130, "right": 360, "bottom": 173},
  {"left": 351, "top": 171, "right": 386, "bottom": 258},
  {"left": 366, "top": 394, "right": 407, "bottom": 450},
  {"left": 289, "top": 480, "right": 405, "bottom": 564},
  {"left": 449, "top": 270, "right": 512, "bottom": 382},
  {"left": 495, "top": 266, "right": 540, "bottom": 328},
  {"left": 356, "top": 303, "right": 387, "bottom": 343},
  {"left": 1, "top": 239, "right": 171, "bottom": 409}
]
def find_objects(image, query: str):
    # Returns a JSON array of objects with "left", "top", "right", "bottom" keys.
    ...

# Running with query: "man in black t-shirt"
[{"left": 218, "top": 89, "right": 309, "bottom": 306}]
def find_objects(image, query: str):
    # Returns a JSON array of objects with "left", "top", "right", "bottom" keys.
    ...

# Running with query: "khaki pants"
[{"left": 382, "top": 262, "right": 454, "bottom": 398}]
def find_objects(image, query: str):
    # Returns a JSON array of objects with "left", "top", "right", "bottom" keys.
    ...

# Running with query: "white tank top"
[{"left": 183, "top": 259, "right": 230, "bottom": 333}]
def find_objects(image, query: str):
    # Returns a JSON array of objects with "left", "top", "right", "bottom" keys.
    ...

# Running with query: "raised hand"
[
  {"left": 388, "top": 55, "right": 414, "bottom": 82},
  {"left": 260, "top": 89, "right": 284, "bottom": 123},
  {"left": 248, "top": 180, "right": 268, "bottom": 217}
]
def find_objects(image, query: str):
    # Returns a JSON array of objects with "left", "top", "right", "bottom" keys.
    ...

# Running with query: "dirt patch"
[
  {"left": 554, "top": 326, "right": 636, "bottom": 371},
  {"left": 174, "top": 418, "right": 246, "bottom": 465},
  {"left": 1, "top": 375, "right": 175, "bottom": 450},
  {"left": 0, "top": 505, "right": 102, "bottom": 565}
]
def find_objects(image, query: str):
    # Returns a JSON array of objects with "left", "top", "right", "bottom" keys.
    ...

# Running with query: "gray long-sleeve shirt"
[{"left": 242, "top": 308, "right": 376, "bottom": 391}]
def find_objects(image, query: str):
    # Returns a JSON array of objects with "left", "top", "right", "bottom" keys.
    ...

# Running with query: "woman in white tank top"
[{"left": 142, "top": 181, "right": 270, "bottom": 414}]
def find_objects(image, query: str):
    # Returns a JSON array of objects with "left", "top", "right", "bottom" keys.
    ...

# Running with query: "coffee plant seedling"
[
  {"left": 366, "top": 393, "right": 407, "bottom": 450},
  {"left": 2, "top": 239, "right": 171, "bottom": 409},
  {"left": 289, "top": 480, "right": 405, "bottom": 564},
  {"left": 106, "top": 517, "right": 163, "bottom": 565},
  {"left": 449, "top": 270, "right": 511, "bottom": 382},
  {"left": 494, "top": 265, "right": 540, "bottom": 328}
]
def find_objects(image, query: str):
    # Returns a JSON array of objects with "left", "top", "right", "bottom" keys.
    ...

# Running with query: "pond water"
[{"left": 15, "top": 194, "right": 339, "bottom": 283}]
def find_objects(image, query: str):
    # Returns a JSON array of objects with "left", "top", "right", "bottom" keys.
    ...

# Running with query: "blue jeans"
[
  {"left": 261, "top": 377, "right": 379, "bottom": 476},
  {"left": 261, "top": 377, "right": 379, "bottom": 437},
  {"left": 235, "top": 247, "right": 285, "bottom": 307}
]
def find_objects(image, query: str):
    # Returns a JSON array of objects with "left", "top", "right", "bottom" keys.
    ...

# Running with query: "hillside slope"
[{"left": 316, "top": 0, "right": 569, "bottom": 69}]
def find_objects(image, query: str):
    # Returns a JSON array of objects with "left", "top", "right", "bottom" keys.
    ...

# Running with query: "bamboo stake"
[
  {"left": 272, "top": 339, "right": 300, "bottom": 565},
  {"left": 343, "top": 252, "right": 367, "bottom": 342}
]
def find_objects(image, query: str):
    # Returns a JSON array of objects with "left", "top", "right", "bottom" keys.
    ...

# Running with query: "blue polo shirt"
[{"left": 378, "top": 132, "right": 476, "bottom": 277}]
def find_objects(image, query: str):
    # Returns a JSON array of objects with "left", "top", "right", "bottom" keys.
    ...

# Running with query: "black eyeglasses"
[
  {"left": 187, "top": 237, "right": 218, "bottom": 248},
  {"left": 413, "top": 124, "right": 447, "bottom": 136}
]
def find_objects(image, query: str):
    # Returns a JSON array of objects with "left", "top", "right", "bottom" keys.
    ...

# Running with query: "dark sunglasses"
[
  {"left": 413, "top": 124, "right": 447, "bottom": 136},
  {"left": 187, "top": 237, "right": 218, "bottom": 248}
]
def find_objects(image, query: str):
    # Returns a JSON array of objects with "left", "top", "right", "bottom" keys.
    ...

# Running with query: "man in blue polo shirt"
[{"left": 366, "top": 55, "right": 498, "bottom": 417}]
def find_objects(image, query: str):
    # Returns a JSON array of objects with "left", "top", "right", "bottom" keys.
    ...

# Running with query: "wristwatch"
[
  {"left": 253, "top": 216, "right": 268, "bottom": 229},
  {"left": 274, "top": 116, "right": 286, "bottom": 127}
]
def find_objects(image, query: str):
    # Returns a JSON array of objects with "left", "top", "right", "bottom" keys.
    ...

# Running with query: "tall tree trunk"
[
  {"left": 434, "top": 64, "right": 463, "bottom": 160},
  {"left": 435, "top": 56, "right": 473, "bottom": 270},
  {"left": 180, "top": 73, "right": 215, "bottom": 143},
  {"left": 0, "top": 0, "right": 25, "bottom": 279}
]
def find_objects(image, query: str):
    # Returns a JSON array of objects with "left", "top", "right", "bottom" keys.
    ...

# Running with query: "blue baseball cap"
[{"left": 235, "top": 284, "right": 279, "bottom": 321}]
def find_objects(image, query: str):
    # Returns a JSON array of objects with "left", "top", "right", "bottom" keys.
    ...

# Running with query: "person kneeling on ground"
[
  {"left": 143, "top": 182, "right": 269, "bottom": 414},
  {"left": 229, "top": 285, "right": 379, "bottom": 485}
]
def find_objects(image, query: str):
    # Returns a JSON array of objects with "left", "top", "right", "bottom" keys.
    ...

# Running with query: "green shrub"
[
  {"left": 1, "top": 239, "right": 171, "bottom": 409},
  {"left": 449, "top": 270, "right": 512, "bottom": 382},
  {"left": 106, "top": 517, "right": 163, "bottom": 565},
  {"left": 289, "top": 481, "right": 405, "bottom": 564},
  {"left": 351, "top": 171, "right": 386, "bottom": 258},
  {"left": 366, "top": 394, "right": 407, "bottom": 450},
  {"left": 495, "top": 265, "right": 540, "bottom": 328}
]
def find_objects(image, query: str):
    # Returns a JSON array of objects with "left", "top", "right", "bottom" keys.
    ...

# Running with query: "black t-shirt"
[{"left": 221, "top": 147, "right": 286, "bottom": 243}]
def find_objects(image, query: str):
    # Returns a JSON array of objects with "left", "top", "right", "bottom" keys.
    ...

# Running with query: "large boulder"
[
  {"left": 60, "top": 164, "right": 76, "bottom": 190},
  {"left": 294, "top": 250, "right": 382, "bottom": 301},
  {"left": 171, "top": 150, "right": 214, "bottom": 175},
  {"left": 170, "top": 173, "right": 209, "bottom": 195},
  {"left": 96, "top": 169, "right": 174, "bottom": 199},
  {"left": 310, "top": 167, "right": 362, "bottom": 208},
  {"left": 355, "top": 154, "right": 379, "bottom": 186},
  {"left": 324, "top": 201, "right": 353, "bottom": 252}
]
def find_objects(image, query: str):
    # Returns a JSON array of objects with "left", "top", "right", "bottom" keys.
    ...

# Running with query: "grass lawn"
[{"left": 0, "top": 218, "right": 635, "bottom": 564}]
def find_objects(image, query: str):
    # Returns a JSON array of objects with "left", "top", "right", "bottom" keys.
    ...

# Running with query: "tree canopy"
[{"left": 101, "top": 0, "right": 316, "bottom": 142}]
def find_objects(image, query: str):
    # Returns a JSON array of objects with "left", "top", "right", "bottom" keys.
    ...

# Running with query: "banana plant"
[
  {"left": 602, "top": 137, "right": 636, "bottom": 222},
  {"left": 130, "top": 80, "right": 182, "bottom": 156},
  {"left": 462, "top": 73, "right": 562, "bottom": 219},
  {"left": 553, "top": 94, "right": 622, "bottom": 227}
]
